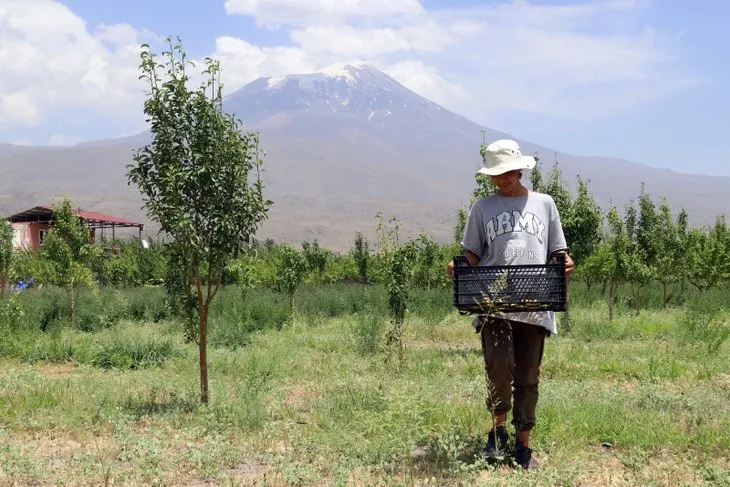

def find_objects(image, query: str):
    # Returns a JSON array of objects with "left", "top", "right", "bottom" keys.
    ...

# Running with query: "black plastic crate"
[{"left": 452, "top": 254, "right": 567, "bottom": 313}]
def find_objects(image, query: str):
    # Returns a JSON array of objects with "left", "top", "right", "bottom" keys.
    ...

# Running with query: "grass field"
[{"left": 0, "top": 285, "right": 729, "bottom": 486}]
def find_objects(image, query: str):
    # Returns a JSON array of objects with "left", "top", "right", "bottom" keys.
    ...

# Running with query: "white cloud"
[
  {"left": 289, "top": 22, "right": 453, "bottom": 57},
  {"left": 95, "top": 23, "right": 158, "bottom": 47},
  {"left": 0, "top": 0, "right": 152, "bottom": 130},
  {"left": 211, "top": 37, "right": 316, "bottom": 91},
  {"left": 383, "top": 60, "right": 469, "bottom": 106},
  {"left": 224, "top": 0, "right": 424, "bottom": 28}
]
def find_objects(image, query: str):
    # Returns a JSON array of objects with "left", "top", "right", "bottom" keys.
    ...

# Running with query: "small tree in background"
[
  {"left": 42, "top": 198, "right": 100, "bottom": 326},
  {"left": 377, "top": 214, "right": 415, "bottom": 365},
  {"left": 0, "top": 221, "right": 13, "bottom": 297},
  {"left": 470, "top": 130, "right": 498, "bottom": 204},
  {"left": 453, "top": 206, "right": 468, "bottom": 246},
  {"left": 352, "top": 232, "right": 370, "bottom": 284},
  {"left": 276, "top": 244, "right": 307, "bottom": 321},
  {"left": 126, "top": 38, "right": 272, "bottom": 404},
  {"left": 654, "top": 199, "right": 686, "bottom": 307},
  {"left": 301, "top": 240, "right": 330, "bottom": 283},
  {"left": 530, "top": 155, "right": 544, "bottom": 193},
  {"left": 605, "top": 206, "right": 631, "bottom": 321},
  {"left": 570, "top": 175, "right": 603, "bottom": 264},
  {"left": 685, "top": 216, "right": 729, "bottom": 293}
]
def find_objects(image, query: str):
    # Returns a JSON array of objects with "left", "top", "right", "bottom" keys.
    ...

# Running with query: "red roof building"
[{"left": 5, "top": 205, "right": 144, "bottom": 250}]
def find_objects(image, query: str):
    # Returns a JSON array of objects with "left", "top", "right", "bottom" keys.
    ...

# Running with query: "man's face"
[{"left": 490, "top": 170, "right": 521, "bottom": 193}]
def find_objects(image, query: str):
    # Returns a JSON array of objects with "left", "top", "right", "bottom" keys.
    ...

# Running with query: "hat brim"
[{"left": 476, "top": 156, "right": 536, "bottom": 176}]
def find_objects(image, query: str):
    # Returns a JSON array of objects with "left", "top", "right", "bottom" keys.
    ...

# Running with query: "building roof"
[{"left": 5, "top": 205, "right": 144, "bottom": 229}]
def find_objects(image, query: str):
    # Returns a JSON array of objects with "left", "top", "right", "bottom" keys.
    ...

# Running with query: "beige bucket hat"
[{"left": 477, "top": 139, "right": 536, "bottom": 176}]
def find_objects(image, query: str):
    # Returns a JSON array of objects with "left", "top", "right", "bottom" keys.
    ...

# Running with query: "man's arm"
[
  {"left": 446, "top": 249, "right": 481, "bottom": 279},
  {"left": 464, "top": 249, "right": 481, "bottom": 266},
  {"left": 550, "top": 248, "right": 574, "bottom": 276}
]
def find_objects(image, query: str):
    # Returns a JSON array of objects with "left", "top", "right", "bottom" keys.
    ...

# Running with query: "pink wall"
[{"left": 11, "top": 222, "right": 50, "bottom": 250}]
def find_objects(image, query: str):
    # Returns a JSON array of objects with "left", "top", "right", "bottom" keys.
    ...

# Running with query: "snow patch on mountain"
[{"left": 223, "top": 62, "right": 460, "bottom": 128}]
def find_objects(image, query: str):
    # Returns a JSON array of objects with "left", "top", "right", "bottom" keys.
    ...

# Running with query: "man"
[{"left": 447, "top": 139, "right": 574, "bottom": 469}]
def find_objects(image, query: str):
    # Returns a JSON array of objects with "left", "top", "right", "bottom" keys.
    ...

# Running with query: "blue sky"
[{"left": 2, "top": 0, "right": 728, "bottom": 176}]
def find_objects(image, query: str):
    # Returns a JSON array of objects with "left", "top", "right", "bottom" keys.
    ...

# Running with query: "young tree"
[
  {"left": 545, "top": 159, "right": 573, "bottom": 221},
  {"left": 624, "top": 202, "right": 652, "bottom": 313},
  {"left": 686, "top": 216, "right": 729, "bottom": 293},
  {"left": 453, "top": 206, "right": 467, "bottom": 245},
  {"left": 472, "top": 132, "right": 498, "bottom": 203},
  {"left": 412, "top": 233, "right": 440, "bottom": 289},
  {"left": 126, "top": 38, "right": 272, "bottom": 404},
  {"left": 654, "top": 199, "right": 685, "bottom": 307},
  {"left": 375, "top": 214, "right": 416, "bottom": 364},
  {"left": 605, "top": 206, "right": 631, "bottom": 321},
  {"left": 276, "top": 244, "right": 307, "bottom": 320},
  {"left": 0, "top": 221, "right": 13, "bottom": 297},
  {"left": 570, "top": 176, "right": 603, "bottom": 264},
  {"left": 351, "top": 232, "right": 370, "bottom": 284},
  {"left": 529, "top": 154, "right": 544, "bottom": 193},
  {"left": 636, "top": 184, "right": 660, "bottom": 276},
  {"left": 42, "top": 199, "right": 101, "bottom": 326},
  {"left": 301, "top": 240, "right": 330, "bottom": 283}
]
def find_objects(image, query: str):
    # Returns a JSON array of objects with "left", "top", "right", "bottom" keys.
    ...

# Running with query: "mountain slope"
[{"left": 1, "top": 63, "right": 727, "bottom": 251}]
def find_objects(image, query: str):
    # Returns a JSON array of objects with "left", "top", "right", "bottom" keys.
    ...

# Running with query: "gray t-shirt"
[{"left": 461, "top": 191, "right": 567, "bottom": 333}]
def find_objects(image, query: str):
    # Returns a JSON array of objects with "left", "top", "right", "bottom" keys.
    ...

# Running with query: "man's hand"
[
  {"left": 565, "top": 253, "right": 574, "bottom": 276},
  {"left": 447, "top": 251, "right": 479, "bottom": 280},
  {"left": 553, "top": 250, "right": 574, "bottom": 276}
]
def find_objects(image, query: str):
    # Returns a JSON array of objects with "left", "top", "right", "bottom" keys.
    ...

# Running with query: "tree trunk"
[
  {"left": 67, "top": 285, "right": 76, "bottom": 326},
  {"left": 663, "top": 281, "right": 668, "bottom": 309},
  {"left": 199, "top": 304, "right": 209, "bottom": 404}
]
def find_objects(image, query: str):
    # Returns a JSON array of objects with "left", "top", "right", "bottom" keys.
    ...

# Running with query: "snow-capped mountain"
[
  {"left": 226, "top": 63, "right": 421, "bottom": 122},
  {"left": 223, "top": 62, "right": 481, "bottom": 142}
]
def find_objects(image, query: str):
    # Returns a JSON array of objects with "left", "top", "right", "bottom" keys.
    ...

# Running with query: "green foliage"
[
  {"left": 301, "top": 240, "right": 330, "bottom": 283},
  {"left": 42, "top": 198, "right": 101, "bottom": 327},
  {"left": 351, "top": 309, "right": 387, "bottom": 355},
  {"left": 605, "top": 206, "right": 631, "bottom": 320},
  {"left": 624, "top": 202, "right": 654, "bottom": 312},
  {"left": 126, "top": 37, "right": 272, "bottom": 404},
  {"left": 0, "top": 220, "right": 12, "bottom": 297},
  {"left": 569, "top": 175, "right": 603, "bottom": 264},
  {"left": 545, "top": 160, "right": 573, "bottom": 218},
  {"left": 471, "top": 132, "right": 498, "bottom": 203},
  {"left": 636, "top": 184, "right": 661, "bottom": 271},
  {"left": 100, "top": 247, "right": 139, "bottom": 288},
  {"left": 276, "top": 244, "right": 308, "bottom": 319},
  {"left": 654, "top": 199, "right": 687, "bottom": 306},
  {"left": 225, "top": 251, "right": 259, "bottom": 299},
  {"left": 685, "top": 216, "right": 730, "bottom": 293},
  {"left": 377, "top": 214, "right": 416, "bottom": 364},
  {"left": 453, "top": 206, "right": 467, "bottom": 245},
  {"left": 529, "top": 155, "right": 544, "bottom": 192},
  {"left": 411, "top": 234, "right": 441, "bottom": 290},
  {"left": 679, "top": 294, "right": 730, "bottom": 354},
  {"left": 352, "top": 232, "right": 370, "bottom": 284}
]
